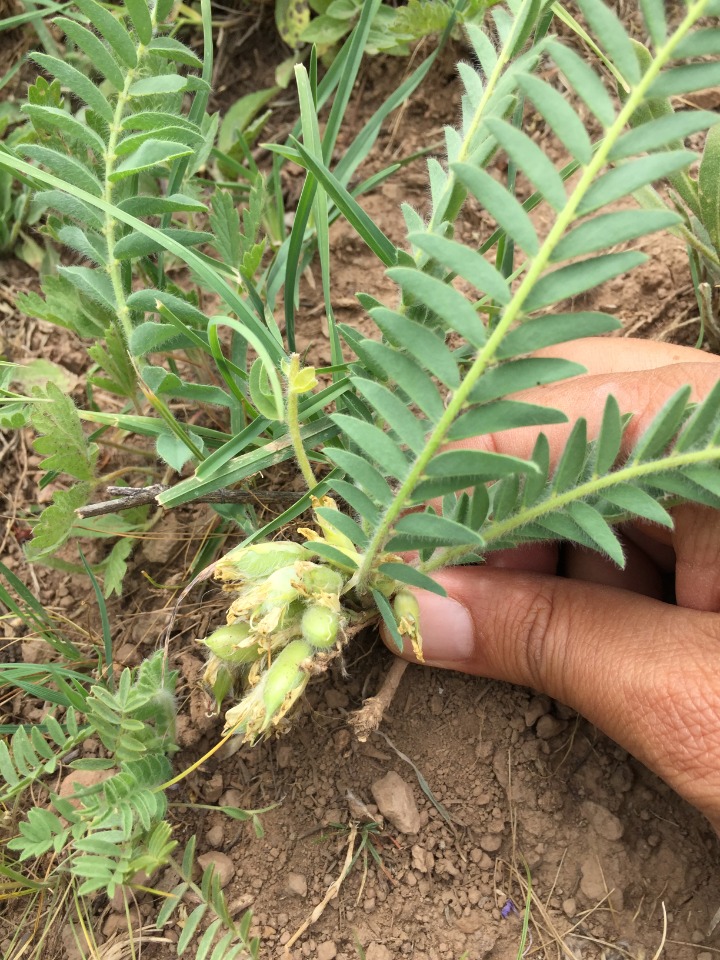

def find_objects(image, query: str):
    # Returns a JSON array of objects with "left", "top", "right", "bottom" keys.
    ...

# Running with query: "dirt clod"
[
  {"left": 535, "top": 715, "right": 568, "bottom": 739},
  {"left": 479, "top": 833, "right": 502, "bottom": 853},
  {"left": 365, "top": 944, "right": 393, "bottom": 960},
  {"left": 286, "top": 872, "right": 308, "bottom": 897},
  {"left": 371, "top": 771, "right": 421, "bottom": 835},
  {"left": 581, "top": 800, "right": 624, "bottom": 841},
  {"left": 316, "top": 941, "right": 337, "bottom": 960}
]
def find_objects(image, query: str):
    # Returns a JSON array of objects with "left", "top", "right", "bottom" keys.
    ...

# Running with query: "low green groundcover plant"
[{"left": 2, "top": 0, "right": 720, "bottom": 953}]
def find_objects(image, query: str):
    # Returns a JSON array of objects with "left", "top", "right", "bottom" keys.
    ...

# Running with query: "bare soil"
[{"left": 1, "top": 18, "right": 719, "bottom": 960}]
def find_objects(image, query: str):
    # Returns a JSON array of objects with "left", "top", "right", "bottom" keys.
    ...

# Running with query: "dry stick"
[
  {"left": 283, "top": 824, "right": 358, "bottom": 955},
  {"left": 348, "top": 656, "right": 409, "bottom": 742},
  {"left": 75, "top": 484, "right": 300, "bottom": 519}
]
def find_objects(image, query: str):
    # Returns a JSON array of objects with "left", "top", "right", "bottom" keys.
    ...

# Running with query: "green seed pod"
[
  {"left": 215, "top": 541, "right": 312, "bottom": 584},
  {"left": 393, "top": 589, "right": 420, "bottom": 625},
  {"left": 262, "top": 639, "right": 312, "bottom": 721},
  {"left": 301, "top": 605, "right": 339, "bottom": 649},
  {"left": 393, "top": 589, "right": 424, "bottom": 663},
  {"left": 261, "top": 565, "right": 302, "bottom": 611},
  {"left": 201, "top": 623, "right": 258, "bottom": 663},
  {"left": 299, "top": 563, "right": 344, "bottom": 597}
]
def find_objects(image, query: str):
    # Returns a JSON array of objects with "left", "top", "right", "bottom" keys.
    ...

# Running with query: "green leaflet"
[
  {"left": 28, "top": 53, "right": 114, "bottom": 120},
  {"left": 388, "top": 265, "right": 491, "bottom": 343},
  {"left": 324, "top": 448, "right": 394, "bottom": 506},
  {"left": 55, "top": 18, "right": 125, "bottom": 91},
  {"left": 698, "top": 124, "right": 720, "bottom": 252},
  {"left": 109, "top": 140, "right": 194, "bottom": 181},
  {"left": 351, "top": 377, "right": 428, "bottom": 454},
  {"left": 331, "top": 413, "right": 410, "bottom": 480},
  {"left": 74, "top": 0, "right": 138, "bottom": 66},
  {"left": 406, "top": 234, "right": 510, "bottom": 307},
  {"left": 452, "top": 162, "right": 540, "bottom": 256},
  {"left": 551, "top": 210, "right": 681, "bottom": 261}
]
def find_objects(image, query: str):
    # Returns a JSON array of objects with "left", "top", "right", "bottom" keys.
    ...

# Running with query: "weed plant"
[{"left": 1, "top": 0, "right": 720, "bottom": 955}]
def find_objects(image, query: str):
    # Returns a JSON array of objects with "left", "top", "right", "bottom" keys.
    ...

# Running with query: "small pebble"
[
  {"left": 286, "top": 872, "right": 308, "bottom": 898},
  {"left": 479, "top": 834, "right": 502, "bottom": 853},
  {"left": 535, "top": 715, "right": 567, "bottom": 739},
  {"left": 562, "top": 898, "right": 576, "bottom": 918},
  {"left": 371, "top": 771, "right": 421, "bottom": 834},
  {"left": 197, "top": 851, "right": 234, "bottom": 887}
]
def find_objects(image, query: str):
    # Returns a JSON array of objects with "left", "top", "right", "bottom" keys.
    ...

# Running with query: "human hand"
[{"left": 383, "top": 337, "right": 720, "bottom": 831}]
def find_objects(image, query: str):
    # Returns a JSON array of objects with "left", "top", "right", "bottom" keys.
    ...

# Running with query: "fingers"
[
  {"left": 672, "top": 504, "right": 720, "bottom": 611},
  {"left": 534, "top": 336, "right": 720, "bottom": 375},
  {"left": 393, "top": 567, "right": 720, "bottom": 828}
]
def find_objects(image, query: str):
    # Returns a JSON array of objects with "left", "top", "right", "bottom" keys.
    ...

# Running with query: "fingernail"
[{"left": 415, "top": 591, "right": 474, "bottom": 664}]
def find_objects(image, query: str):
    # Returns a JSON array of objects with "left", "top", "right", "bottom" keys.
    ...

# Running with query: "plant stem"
[
  {"left": 286, "top": 354, "right": 319, "bottom": 491},
  {"left": 355, "top": 0, "right": 709, "bottom": 590}
]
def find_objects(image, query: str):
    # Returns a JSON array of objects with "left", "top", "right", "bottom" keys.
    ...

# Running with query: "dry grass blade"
[{"left": 283, "top": 823, "right": 358, "bottom": 954}]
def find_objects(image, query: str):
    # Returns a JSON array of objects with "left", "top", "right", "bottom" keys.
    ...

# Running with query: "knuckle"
[{"left": 509, "top": 582, "right": 567, "bottom": 694}]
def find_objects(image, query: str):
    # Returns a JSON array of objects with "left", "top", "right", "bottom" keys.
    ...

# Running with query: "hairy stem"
[
  {"left": 285, "top": 354, "right": 318, "bottom": 491},
  {"left": 422, "top": 444, "right": 720, "bottom": 573},
  {"left": 103, "top": 14, "right": 159, "bottom": 347}
]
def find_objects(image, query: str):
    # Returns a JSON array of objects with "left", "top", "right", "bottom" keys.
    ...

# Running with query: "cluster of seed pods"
[{"left": 198, "top": 497, "right": 422, "bottom": 743}]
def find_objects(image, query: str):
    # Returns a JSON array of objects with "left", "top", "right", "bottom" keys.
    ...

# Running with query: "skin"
[{"left": 383, "top": 337, "right": 720, "bottom": 831}]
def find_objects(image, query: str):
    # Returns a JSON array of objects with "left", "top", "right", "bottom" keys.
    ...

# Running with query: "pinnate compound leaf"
[
  {"left": 452, "top": 162, "right": 540, "bottom": 256},
  {"left": 523, "top": 252, "right": 647, "bottom": 313},
  {"left": 331, "top": 413, "right": 410, "bottom": 480},
  {"left": 74, "top": 0, "right": 137, "bottom": 66},
  {"left": 31, "top": 384, "right": 98, "bottom": 481},
  {"left": 406, "top": 234, "right": 510, "bottom": 307},
  {"left": 29, "top": 53, "right": 114, "bottom": 120},
  {"left": 54, "top": 18, "right": 125, "bottom": 90},
  {"left": 26, "top": 483, "right": 92, "bottom": 559},
  {"left": 484, "top": 117, "right": 567, "bottom": 211}
]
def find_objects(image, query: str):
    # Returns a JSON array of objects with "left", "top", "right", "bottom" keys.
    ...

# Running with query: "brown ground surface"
[{"left": 1, "top": 13, "right": 719, "bottom": 960}]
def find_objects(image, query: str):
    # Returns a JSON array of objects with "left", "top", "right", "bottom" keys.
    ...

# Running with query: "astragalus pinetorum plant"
[{"left": 2, "top": 0, "right": 720, "bottom": 949}]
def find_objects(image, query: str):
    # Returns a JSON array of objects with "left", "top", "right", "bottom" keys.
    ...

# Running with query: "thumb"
[{"left": 386, "top": 567, "right": 720, "bottom": 828}]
